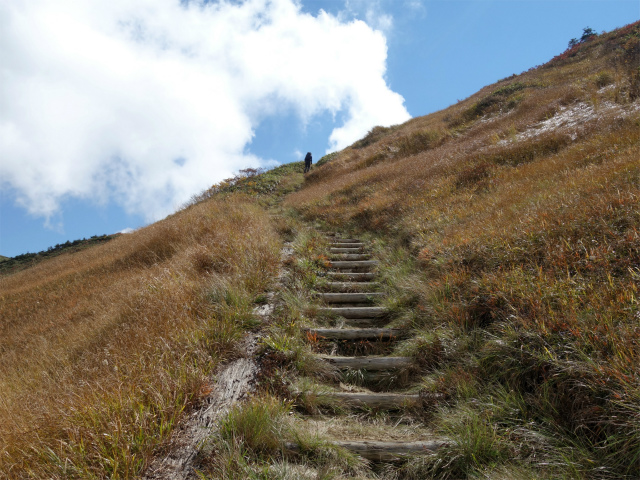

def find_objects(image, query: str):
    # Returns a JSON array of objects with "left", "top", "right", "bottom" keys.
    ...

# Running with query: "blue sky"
[{"left": 1, "top": 0, "right": 638, "bottom": 258}]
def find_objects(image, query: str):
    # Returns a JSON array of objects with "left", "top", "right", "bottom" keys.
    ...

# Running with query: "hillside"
[
  {"left": 0, "top": 234, "right": 118, "bottom": 276},
  {"left": 1, "top": 20, "right": 639, "bottom": 480}
]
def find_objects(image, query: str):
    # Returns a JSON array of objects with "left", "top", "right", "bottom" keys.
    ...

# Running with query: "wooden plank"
[
  {"left": 326, "top": 272, "right": 376, "bottom": 281},
  {"left": 330, "top": 243, "right": 364, "bottom": 248},
  {"left": 305, "top": 327, "right": 403, "bottom": 340},
  {"left": 329, "top": 248, "right": 363, "bottom": 253},
  {"left": 319, "top": 355, "right": 412, "bottom": 370},
  {"left": 318, "top": 306, "right": 387, "bottom": 318},
  {"left": 330, "top": 254, "right": 372, "bottom": 261},
  {"left": 343, "top": 318, "right": 388, "bottom": 328},
  {"left": 329, "top": 260, "right": 378, "bottom": 268},
  {"left": 319, "top": 292, "right": 382, "bottom": 303},
  {"left": 314, "top": 392, "right": 420, "bottom": 408},
  {"left": 332, "top": 238, "right": 361, "bottom": 243},
  {"left": 285, "top": 440, "right": 444, "bottom": 461},
  {"left": 325, "top": 282, "right": 380, "bottom": 291}
]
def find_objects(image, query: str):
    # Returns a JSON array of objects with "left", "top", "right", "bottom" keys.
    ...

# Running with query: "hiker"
[{"left": 304, "top": 152, "right": 312, "bottom": 173}]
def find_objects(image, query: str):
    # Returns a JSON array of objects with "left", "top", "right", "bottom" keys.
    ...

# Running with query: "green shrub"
[
  {"left": 479, "top": 133, "right": 571, "bottom": 167},
  {"left": 396, "top": 129, "right": 445, "bottom": 157},
  {"left": 351, "top": 125, "right": 396, "bottom": 149},
  {"left": 356, "top": 152, "right": 387, "bottom": 170},
  {"left": 218, "top": 396, "right": 290, "bottom": 456},
  {"left": 593, "top": 71, "right": 615, "bottom": 88},
  {"left": 316, "top": 151, "right": 338, "bottom": 167}
]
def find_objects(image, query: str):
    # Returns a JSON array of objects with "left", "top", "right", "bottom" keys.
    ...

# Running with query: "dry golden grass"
[
  {"left": 284, "top": 21, "right": 640, "bottom": 477},
  {"left": 0, "top": 196, "right": 280, "bottom": 478}
]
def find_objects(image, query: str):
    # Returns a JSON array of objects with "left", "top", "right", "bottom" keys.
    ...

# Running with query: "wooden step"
[
  {"left": 330, "top": 247, "right": 363, "bottom": 254},
  {"left": 343, "top": 318, "right": 389, "bottom": 328},
  {"left": 332, "top": 238, "right": 361, "bottom": 243},
  {"left": 329, "top": 260, "right": 378, "bottom": 269},
  {"left": 326, "top": 272, "right": 376, "bottom": 281},
  {"left": 285, "top": 440, "right": 444, "bottom": 462},
  {"left": 305, "top": 328, "right": 402, "bottom": 340},
  {"left": 330, "top": 243, "right": 364, "bottom": 248},
  {"left": 319, "top": 355, "right": 412, "bottom": 370},
  {"left": 313, "top": 392, "right": 420, "bottom": 408},
  {"left": 330, "top": 254, "right": 372, "bottom": 261},
  {"left": 325, "top": 282, "right": 380, "bottom": 291},
  {"left": 319, "top": 292, "right": 382, "bottom": 303},
  {"left": 318, "top": 306, "right": 387, "bottom": 318}
]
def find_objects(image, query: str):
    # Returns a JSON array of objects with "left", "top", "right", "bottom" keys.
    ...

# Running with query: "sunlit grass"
[
  {"left": 284, "top": 20, "right": 640, "bottom": 478},
  {"left": 0, "top": 196, "right": 281, "bottom": 478}
]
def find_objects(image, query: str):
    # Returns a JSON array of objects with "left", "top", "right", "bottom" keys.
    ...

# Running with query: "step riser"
[
  {"left": 326, "top": 273, "right": 376, "bottom": 281},
  {"left": 331, "top": 239, "right": 361, "bottom": 243},
  {"left": 330, "top": 254, "right": 372, "bottom": 261},
  {"left": 318, "top": 307, "right": 387, "bottom": 318},
  {"left": 285, "top": 441, "right": 444, "bottom": 462},
  {"left": 329, "top": 260, "right": 378, "bottom": 269},
  {"left": 319, "top": 293, "right": 383, "bottom": 303},
  {"left": 306, "top": 328, "right": 402, "bottom": 340},
  {"left": 324, "top": 282, "right": 380, "bottom": 292},
  {"left": 321, "top": 356, "right": 412, "bottom": 370},
  {"left": 343, "top": 318, "right": 389, "bottom": 328},
  {"left": 314, "top": 392, "right": 420, "bottom": 409}
]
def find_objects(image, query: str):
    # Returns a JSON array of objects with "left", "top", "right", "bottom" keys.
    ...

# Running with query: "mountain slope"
[
  {"left": 1, "top": 20, "right": 638, "bottom": 480},
  {"left": 281, "top": 20, "right": 640, "bottom": 478}
]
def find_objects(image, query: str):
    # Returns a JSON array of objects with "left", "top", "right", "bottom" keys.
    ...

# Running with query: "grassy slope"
[
  {"left": 0, "top": 160, "right": 307, "bottom": 478},
  {"left": 0, "top": 198, "right": 285, "bottom": 477},
  {"left": 1, "top": 21, "right": 638, "bottom": 479},
  {"left": 0, "top": 234, "right": 117, "bottom": 276},
  {"left": 282, "top": 21, "right": 640, "bottom": 478}
]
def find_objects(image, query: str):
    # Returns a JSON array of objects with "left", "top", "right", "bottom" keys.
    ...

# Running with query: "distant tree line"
[{"left": 11, "top": 234, "right": 113, "bottom": 261}]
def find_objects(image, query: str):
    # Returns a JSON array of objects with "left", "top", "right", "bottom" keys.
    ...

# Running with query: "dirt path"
[{"left": 141, "top": 246, "right": 291, "bottom": 480}]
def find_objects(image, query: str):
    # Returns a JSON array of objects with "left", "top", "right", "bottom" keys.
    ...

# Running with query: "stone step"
[
  {"left": 319, "top": 355, "right": 412, "bottom": 370},
  {"left": 330, "top": 247, "right": 364, "bottom": 254},
  {"left": 318, "top": 306, "right": 387, "bottom": 318},
  {"left": 319, "top": 292, "right": 383, "bottom": 303},
  {"left": 305, "top": 328, "right": 402, "bottom": 340},
  {"left": 325, "top": 282, "right": 380, "bottom": 292},
  {"left": 285, "top": 440, "right": 444, "bottom": 462},
  {"left": 329, "top": 260, "right": 378, "bottom": 269},
  {"left": 312, "top": 391, "right": 420, "bottom": 409},
  {"left": 330, "top": 254, "right": 372, "bottom": 261},
  {"left": 326, "top": 272, "right": 376, "bottom": 281}
]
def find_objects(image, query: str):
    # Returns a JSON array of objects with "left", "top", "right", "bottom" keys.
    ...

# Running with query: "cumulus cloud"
[{"left": 0, "top": 0, "right": 410, "bottom": 222}]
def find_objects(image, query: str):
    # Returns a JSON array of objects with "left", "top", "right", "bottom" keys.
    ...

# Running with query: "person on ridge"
[{"left": 304, "top": 152, "right": 312, "bottom": 173}]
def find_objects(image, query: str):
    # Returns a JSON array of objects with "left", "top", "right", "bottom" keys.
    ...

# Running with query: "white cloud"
[
  {"left": 0, "top": 0, "right": 410, "bottom": 222},
  {"left": 405, "top": 0, "right": 425, "bottom": 13},
  {"left": 342, "top": 0, "right": 393, "bottom": 34}
]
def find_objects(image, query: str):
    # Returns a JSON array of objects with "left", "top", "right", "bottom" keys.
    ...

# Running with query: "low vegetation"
[
  {"left": 285, "top": 20, "right": 640, "bottom": 479},
  {"left": 0, "top": 234, "right": 116, "bottom": 276},
  {"left": 0, "top": 197, "right": 281, "bottom": 478},
  {"left": 1, "top": 20, "right": 638, "bottom": 480}
]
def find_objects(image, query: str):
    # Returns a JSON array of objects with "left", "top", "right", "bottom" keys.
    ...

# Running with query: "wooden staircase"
[{"left": 290, "top": 233, "right": 446, "bottom": 462}]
